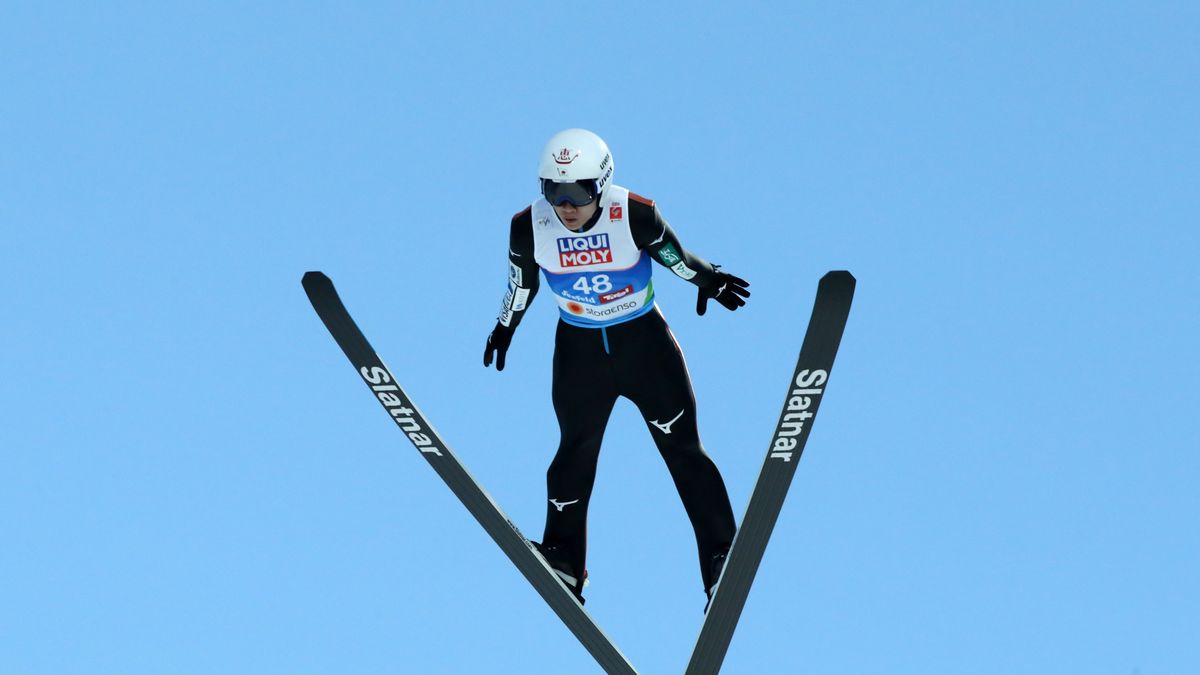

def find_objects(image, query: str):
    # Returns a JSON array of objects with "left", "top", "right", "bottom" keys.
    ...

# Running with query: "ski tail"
[{"left": 686, "top": 270, "right": 855, "bottom": 675}]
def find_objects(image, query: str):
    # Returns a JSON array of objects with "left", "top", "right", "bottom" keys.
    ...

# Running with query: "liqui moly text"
[{"left": 558, "top": 234, "right": 612, "bottom": 267}]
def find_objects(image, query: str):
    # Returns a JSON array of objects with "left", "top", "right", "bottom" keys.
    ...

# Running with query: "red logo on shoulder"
[{"left": 609, "top": 204, "right": 623, "bottom": 220}]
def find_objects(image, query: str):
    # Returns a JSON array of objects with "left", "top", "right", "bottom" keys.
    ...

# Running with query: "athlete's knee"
[
  {"left": 658, "top": 439, "right": 715, "bottom": 469},
  {"left": 547, "top": 442, "right": 600, "bottom": 479}
]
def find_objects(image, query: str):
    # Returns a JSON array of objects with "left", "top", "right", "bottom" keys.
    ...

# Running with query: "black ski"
[
  {"left": 302, "top": 272, "right": 639, "bottom": 675},
  {"left": 685, "top": 270, "right": 856, "bottom": 675}
]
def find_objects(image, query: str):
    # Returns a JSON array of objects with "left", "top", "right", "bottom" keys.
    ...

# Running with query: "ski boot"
[
  {"left": 704, "top": 548, "right": 730, "bottom": 613},
  {"left": 532, "top": 541, "right": 588, "bottom": 605}
]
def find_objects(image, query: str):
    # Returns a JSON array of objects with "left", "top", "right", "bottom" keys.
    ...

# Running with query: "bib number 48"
[{"left": 572, "top": 274, "right": 613, "bottom": 294}]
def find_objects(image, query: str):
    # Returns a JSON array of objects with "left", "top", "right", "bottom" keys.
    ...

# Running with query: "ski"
[
  {"left": 302, "top": 271, "right": 639, "bottom": 675},
  {"left": 685, "top": 270, "right": 856, "bottom": 675}
]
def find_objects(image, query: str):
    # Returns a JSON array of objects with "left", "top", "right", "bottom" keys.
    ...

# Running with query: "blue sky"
[{"left": 2, "top": 2, "right": 1197, "bottom": 673}]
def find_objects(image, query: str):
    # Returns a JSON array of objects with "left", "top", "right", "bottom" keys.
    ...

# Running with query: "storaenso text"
[
  {"left": 769, "top": 368, "right": 828, "bottom": 462},
  {"left": 359, "top": 366, "right": 443, "bottom": 457}
]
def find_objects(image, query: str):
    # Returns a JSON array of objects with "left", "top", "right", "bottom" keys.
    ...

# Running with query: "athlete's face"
[{"left": 553, "top": 200, "right": 598, "bottom": 231}]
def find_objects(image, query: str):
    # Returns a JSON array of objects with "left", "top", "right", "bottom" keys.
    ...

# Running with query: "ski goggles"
[{"left": 542, "top": 179, "right": 598, "bottom": 207}]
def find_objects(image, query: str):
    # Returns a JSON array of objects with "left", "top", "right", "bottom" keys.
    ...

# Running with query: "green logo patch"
[{"left": 657, "top": 243, "right": 682, "bottom": 266}]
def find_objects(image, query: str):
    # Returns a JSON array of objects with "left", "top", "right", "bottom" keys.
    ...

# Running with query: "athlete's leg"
[
  {"left": 542, "top": 320, "right": 618, "bottom": 582},
  {"left": 610, "top": 310, "right": 736, "bottom": 590}
]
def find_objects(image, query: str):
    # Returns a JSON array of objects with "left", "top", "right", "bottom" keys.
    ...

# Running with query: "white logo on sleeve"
[
  {"left": 549, "top": 498, "right": 580, "bottom": 512},
  {"left": 650, "top": 409, "right": 686, "bottom": 434}
]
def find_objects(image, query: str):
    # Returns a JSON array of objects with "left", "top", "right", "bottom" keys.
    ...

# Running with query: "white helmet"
[{"left": 537, "top": 128, "right": 614, "bottom": 206}]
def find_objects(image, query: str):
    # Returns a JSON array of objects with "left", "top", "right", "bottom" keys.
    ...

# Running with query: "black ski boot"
[
  {"left": 704, "top": 548, "right": 730, "bottom": 613},
  {"left": 532, "top": 541, "right": 588, "bottom": 605}
]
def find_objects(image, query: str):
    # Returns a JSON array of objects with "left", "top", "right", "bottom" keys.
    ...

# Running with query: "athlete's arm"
[
  {"left": 485, "top": 208, "right": 541, "bottom": 371},
  {"left": 628, "top": 193, "right": 722, "bottom": 287},
  {"left": 499, "top": 207, "right": 540, "bottom": 329},
  {"left": 628, "top": 193, "right": 750, "bottom": 315}
]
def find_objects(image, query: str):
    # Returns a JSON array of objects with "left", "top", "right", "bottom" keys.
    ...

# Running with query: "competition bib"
[{"left": 531, "top": 185, "right": 655, "bottom": 327}]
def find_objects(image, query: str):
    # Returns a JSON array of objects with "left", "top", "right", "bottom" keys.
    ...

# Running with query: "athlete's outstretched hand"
[
  {"left": 483, "top": 322, "right": 515, "bottom": 371},
  {"left": 697, "top": 269, "right": 750, "bottom": 315}
]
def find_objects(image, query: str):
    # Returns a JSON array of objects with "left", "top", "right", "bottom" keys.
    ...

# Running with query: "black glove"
[
  {"left": 696, "top": 269, "right": 750, "bottom": 316},
  {"left": 483, "top": 322, "right": 515, "bottom": 371}
]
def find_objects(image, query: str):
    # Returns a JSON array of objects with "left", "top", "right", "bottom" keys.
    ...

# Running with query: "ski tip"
[
  {"left": 821, "top": 270, "right": 856, "bottom": 285},
  {"left": 302, "top": 271, "right": 330, "bottom": 287}
]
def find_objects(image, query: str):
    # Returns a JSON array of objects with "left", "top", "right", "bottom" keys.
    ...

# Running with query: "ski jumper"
[{"left": 496, "top": 185, "right": 737, "bottom": 591}]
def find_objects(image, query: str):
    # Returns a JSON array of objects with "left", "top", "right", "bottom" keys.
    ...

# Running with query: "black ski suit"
[{"left": 488, "top": 192, "right": 739, "bottom": 592}]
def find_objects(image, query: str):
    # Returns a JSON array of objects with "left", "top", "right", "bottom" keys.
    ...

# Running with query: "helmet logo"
[
  {"left": 597, "top": 161, "right": 612, "bottom": 190},
  {"left": 554, "top": 148, "right": 580, "bottom": 165}
]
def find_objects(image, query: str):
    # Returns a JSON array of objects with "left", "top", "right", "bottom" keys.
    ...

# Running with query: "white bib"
[{"left": 531, "top": 185, "right": 655, "bottom": 327}]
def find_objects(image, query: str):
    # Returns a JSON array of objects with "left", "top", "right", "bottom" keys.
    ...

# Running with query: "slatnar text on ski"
[{"left": 769, "top": 368, "right": 827, "bottom": 463}]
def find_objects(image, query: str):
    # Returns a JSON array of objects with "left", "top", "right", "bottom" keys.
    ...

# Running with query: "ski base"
[
  {"left": 303, "top": 271, "right": 638, "bottom": 675},
  {"left": 686, "top": 270, "right": 855, "bottom": 675}
]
